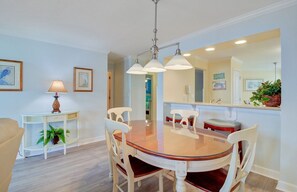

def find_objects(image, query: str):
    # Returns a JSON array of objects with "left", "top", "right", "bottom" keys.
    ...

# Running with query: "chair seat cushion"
[
  {"left": 185, "top": 168, "right": 227, "bottom": 192},
  {"left": 116, "top": 155, "right": 162, "bottom": 178},
  {"left": 205, "top": 119, "right": 241, "bottom": 128}
]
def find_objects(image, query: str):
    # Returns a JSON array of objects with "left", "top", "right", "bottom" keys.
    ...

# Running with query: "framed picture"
[
  {"left": 0, "top": 59, "right": 23, "bottom": 91},
  {"left": 73, "top": 67, "right": 93, "bottom": 92},
  {"left": 213, "top": 72, "right": 225, "bottom": 80},
  {"left": 212, "top": 80, "right": 226, "bottom": 90},
  {"left": 245, "top": 79, "right": 263, "bottom": 91}
]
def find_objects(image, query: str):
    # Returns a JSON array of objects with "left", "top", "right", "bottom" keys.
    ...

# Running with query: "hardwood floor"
[{"left": 9, "top": 141, "right": 281, "bottom": 192}]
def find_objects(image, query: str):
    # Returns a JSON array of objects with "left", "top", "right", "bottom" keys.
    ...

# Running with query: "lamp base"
[{"left": 52, "top": 96, "right": 61, "bottom": 113}]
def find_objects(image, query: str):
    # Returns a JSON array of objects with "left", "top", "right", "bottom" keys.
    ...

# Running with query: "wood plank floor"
[{"left": 9, "top": 141, "right": 282, "bottom": 192}]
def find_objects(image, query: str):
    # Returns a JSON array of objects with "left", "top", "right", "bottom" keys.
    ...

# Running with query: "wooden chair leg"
[
  {"left": 159, "top": 172, "right": 164, "bottom": 192},
  {"left": 108, "top": 154, "right": 113, "bottom": 178},
  {"left": 127, "top": 178, "right": 134, "bottom": 192},
  {"left": 112, "top": 168, "right": 119, "bottom": 192}
]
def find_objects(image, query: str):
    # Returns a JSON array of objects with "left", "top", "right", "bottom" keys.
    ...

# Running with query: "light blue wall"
[
  {"left": 158, "top": 3, "right": 297, "bottom": 190},
  {"left": 0, "top": 34, "right": 108, "bottom": 141}
]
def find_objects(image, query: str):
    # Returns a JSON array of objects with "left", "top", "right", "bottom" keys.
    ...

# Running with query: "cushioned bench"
[{"left": 204, "top": 119, "right": 242, "bottom": 161}]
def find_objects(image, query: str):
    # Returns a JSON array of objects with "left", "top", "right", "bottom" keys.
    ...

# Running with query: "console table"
[{"left": 22, "top": 111, "right": 79, "bottom": 159}]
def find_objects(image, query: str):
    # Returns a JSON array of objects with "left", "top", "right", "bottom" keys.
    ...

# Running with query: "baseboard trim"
[
  {"left": 17, "top": 136, "right": 106, "bottom": 159},
  {"left": 251, "top": 164, "right": 280, "bottom": 180},
  {"left": 277, "top": 180, "right": 297, "bottom": 192},
  {"left": 78, "top": 136, "right": 105, "bottom": 145}
]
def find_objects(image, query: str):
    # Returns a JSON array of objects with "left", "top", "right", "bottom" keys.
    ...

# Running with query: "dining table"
[{"left": 113, "top": 120, "right": 233, "bottom": 192}]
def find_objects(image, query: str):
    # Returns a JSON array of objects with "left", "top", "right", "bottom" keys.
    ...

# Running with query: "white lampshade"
[
  {"left": 126, "top": 63, "right": 147, "bottom": 75},
  {"left": 165, "top": 54, "right": 193, "bottom": 70},
  {"left": 48, "top": 80, "right": 67, "bottom": 93},
  {"left": 143, "top": 59, "right": 166, "bottom": 73}
]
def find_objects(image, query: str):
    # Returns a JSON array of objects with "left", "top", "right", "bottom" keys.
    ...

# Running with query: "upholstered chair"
[{"left": 0, "top": 118, "right": 24, "bottom": 192}]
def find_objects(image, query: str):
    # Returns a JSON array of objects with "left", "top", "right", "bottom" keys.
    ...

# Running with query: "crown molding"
[{"left": 162, "top": 0, "right": 297, "bottom": 46}]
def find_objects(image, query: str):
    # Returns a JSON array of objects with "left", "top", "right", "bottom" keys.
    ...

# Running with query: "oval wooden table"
[{"left": 114, "top": 120, "right": 232, "bottom": 192}]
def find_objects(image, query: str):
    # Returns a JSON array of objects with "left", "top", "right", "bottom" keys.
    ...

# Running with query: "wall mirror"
[{"left": 163, "top": 29, "right": 281, "bottom": 105}]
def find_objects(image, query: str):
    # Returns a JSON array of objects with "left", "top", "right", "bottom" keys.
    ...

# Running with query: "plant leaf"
[
  {"left": 49, "top": 124, "right": 55, "bottom": 131},
  {"left": 44, "top": 137, "right": 51, "bottom": 146},
  {"left": 36, "top": 137, "right": 44, "bottom": 144},
  {"left": 58, "top": 134, "right": 66, "bottom": 143}
]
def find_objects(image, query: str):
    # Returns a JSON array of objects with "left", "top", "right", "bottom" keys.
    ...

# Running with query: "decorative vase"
[
  {"left": 51, "top": 136, "right": 60, "bottom": 145},
  {"left": 263, "top": 94, "right": 281, "bottom": 107}
]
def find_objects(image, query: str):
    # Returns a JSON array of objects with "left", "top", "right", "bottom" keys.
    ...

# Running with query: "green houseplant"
[
  {"left": 250, "top": 79, "right": 281, "bottom": 107},
  {"left": 37, "top": 124, "right": 70, "bottom": 146}
]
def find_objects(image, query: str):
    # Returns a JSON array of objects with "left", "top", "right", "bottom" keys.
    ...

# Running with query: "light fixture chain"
[
  {"left": 151, "top": 0, "right": 160, "bottom": 59},
  {"left": 153, "top": 0, "right": 159, "bottom": 45}
]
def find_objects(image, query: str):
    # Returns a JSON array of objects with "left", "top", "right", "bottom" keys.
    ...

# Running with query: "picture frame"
[
  {"left": 212, "top": 80, "right": 226, "bottom": 90},
  {"left": 0, "top": 59, "right": 23, "bottom": 91},
  {"left": 245, "top": 79, "right": 264, "bottom": 91},
  {"left": 73, "top": 67, "right": 93, "bottom": 92},
  {"left": 213, "top": 72, "right": 225, "bottom": 80}
]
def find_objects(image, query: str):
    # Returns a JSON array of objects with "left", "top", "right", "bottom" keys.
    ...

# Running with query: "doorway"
[
  {"left": 195, "top": 69, "right": 204, "bottom": 102},
  {"left": 145, "top": 75, "right": 152, "bottom": 120}
]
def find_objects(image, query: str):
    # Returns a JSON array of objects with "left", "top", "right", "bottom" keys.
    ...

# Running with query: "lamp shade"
[
  {"left": 127, "top": 63, "right": 147, "bottom": 75},
  {"left": 48, "top": 80, "right": 67, "bottom": 93},
  {"left": 143, "top": 59, "right": 166, "bottom": 73},
  {"left": 165, "top": 55, "right": 193, "bottom": 70}
]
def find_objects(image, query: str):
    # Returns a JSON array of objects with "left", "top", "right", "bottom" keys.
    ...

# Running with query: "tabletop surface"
[{"left": 114, "top": 120, "right": 232, "bottom": 161}]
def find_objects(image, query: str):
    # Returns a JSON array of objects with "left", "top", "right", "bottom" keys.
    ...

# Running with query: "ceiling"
[
  {"left": 187, "top": 29, "right": 281, "bottom": 71},
  {"left": 0, "top": 0, "right": 282, "bottom": 62}
]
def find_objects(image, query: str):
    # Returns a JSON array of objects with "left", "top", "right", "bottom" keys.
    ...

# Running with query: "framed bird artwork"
[{"left": 0, "top": 59, "right": 23, "bottom": 91}]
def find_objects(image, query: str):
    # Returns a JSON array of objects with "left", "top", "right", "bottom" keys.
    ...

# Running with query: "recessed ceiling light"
[
  {"left": 183, "top": 53, "right": 191, "bottom": 57},
  {"left": 235, "top": 40, "right": 247, "bottom": 45},
  {"left": 205, "top": 47, "right": 215, "bottom": 51}
]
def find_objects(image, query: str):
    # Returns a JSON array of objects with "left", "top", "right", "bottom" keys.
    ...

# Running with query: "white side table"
[{"left": 22, "top": 111, "right": 79, "bottom": 159}]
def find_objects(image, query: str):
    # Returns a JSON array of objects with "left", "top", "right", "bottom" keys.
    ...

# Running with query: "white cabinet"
[{"left": 22, "top": 111, "right": 79, "bottom": 159}]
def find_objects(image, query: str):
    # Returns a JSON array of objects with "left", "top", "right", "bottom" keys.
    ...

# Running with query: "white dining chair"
[
  {"left": 105, "top": 118, "right": 163, "bottom": 192},
  {"left": 170, "top": 109, "right": 199, "bottom": 133},
  {"left": 107, "top": 107, "right": 132, "bottom": 122},
  {"left": 185, "top": 125, "right": 258, "bottom": 192}
]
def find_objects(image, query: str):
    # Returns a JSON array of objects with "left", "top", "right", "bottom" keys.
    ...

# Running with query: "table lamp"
[{"left": 48, "top": 80, "right": 67, "bottom": 113}]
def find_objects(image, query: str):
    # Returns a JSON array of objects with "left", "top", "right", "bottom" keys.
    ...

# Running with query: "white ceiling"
[
  {"left": 0, "top": 0, "right": 282, "bottom": 60},
  {"left": 188, "top": 30, "right": 281, "bottom": 71}
]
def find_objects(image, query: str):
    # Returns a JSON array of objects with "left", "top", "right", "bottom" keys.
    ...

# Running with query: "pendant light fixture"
[
  {"left": 126, "top": 58, "right": 148, "bottom": 75},
  {"left": 165, "top": 44, "right": 193, "bottom": 70},
  {"left": 126, "top": 0, "right": 192, "bottom": 74},
  {"left": 143, "top": 0, "right": 166, "bottom": 73}
]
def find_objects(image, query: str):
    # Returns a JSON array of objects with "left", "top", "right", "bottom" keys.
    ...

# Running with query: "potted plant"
[
  {"left": 250, "top": 79, "right": 281, "bottom": 107},
  {"left": 37, "top": 124, "right": 70, "bottom": 146}
]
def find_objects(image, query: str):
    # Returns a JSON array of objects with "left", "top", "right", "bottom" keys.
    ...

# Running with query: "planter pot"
[
  {"left": 263, "top": 94, "right": 281, "bottom": 107},
  {"left": 51, "top": 136, "right": 60, "bottom": 145}
]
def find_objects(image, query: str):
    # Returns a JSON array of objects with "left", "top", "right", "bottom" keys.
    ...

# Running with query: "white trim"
[
  {"left": 161, "top": 0, "right": 297, "bottom": 47},
  {"left": 16, "top": 136, "right": 106, "bottom": 160},
  {"left": 277, "top": 180, "right": 297, "bottom": 192},
  {"left": 251, "top": 164, "right": 280, "bottom": 180},
  {"left": 78, "top": 136, "right": 105, "bottom": 145}
]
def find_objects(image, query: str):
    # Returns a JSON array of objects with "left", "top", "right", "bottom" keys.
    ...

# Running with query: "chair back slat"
[
  {"left": 107, "top": 107, "right": 132, "bottom": 122},
  {"left": 170, "top": 109, "right": 199, "bottom": 129},
  {"left": 105, "top": 118, "right": 134, "bottom": 178},
  {"left": 220, "top": 125, "right": 258, "bottom": 192}
]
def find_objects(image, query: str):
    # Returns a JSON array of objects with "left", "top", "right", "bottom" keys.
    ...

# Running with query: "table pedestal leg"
[
  {"left": 175, "top": 161, "right": 187, "bottom": 192},
  {"left": 175, "top": 174, "right": 186, "bottom": 192}
]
